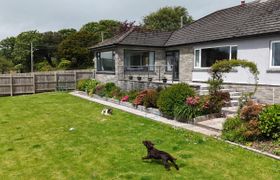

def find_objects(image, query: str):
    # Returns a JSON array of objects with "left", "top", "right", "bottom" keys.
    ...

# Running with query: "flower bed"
[
  {"left": 222, "top": 100, "right": 280, "bottom": 156},
  {"left": 76, "top": 79, "right": 226, "bottom": 124}
]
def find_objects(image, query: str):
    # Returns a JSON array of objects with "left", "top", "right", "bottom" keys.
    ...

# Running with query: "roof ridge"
[{"left": 117, "top": 27, "right": 136, "bottom": 44}]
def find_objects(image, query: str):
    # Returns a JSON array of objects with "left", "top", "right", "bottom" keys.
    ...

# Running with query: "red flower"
[{"left": 121, "top": 95, "right": 129, "bottom": 102}]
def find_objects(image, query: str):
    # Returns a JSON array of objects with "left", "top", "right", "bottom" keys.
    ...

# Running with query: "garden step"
[
  {"left": 230, "top": 92, "right": 242, "bottom": 96},
  {"left": 196, "top": 117, "right": 227, "bottom": 132},
  {"left": 230, "top": 95, "right": 241, "bottom": 100},
  {"left": 231, "top": 100, "right": 239, "bottom": 106},
  {"left": 221, "top": 106, "right": 239, "bottom": 115}
]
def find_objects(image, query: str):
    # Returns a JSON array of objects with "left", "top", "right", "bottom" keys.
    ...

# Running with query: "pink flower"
[
  {"left": 121, "top": 95, "right": 129, "bottom": 102},
  {"left": 186, "top": 96, "right": 200, "bottom": 106},
  {"left": 203, "top": 101, "right": 210, "bottom": 109}
]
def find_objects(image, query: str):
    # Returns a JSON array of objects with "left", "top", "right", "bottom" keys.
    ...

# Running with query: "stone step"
[
  {"left": 221, "top": 106, "right": 239, "bottom": 115},
  {"left": 230, "top": 95, "right": 241, "bottom": 100},
  {"left": 231, "top": 100, "right": 239, "bottom": 106},
  {"left": 196, "top": 117, "right": 227, "bottom": 132},
  {"left": 230, "top": 92, "right": 242, "bottom": 96}
]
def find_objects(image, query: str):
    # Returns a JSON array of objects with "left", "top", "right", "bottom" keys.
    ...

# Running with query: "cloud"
[{"left": 0, "top": 0, "right": 254, "bottom": 40}]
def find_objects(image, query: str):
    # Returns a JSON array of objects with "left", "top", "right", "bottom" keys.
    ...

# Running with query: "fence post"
[
  {"left": 54, "top": 72, "right": 58, "bottom": 91},
  {"left": 74, "top": 71, "right": 77, "bottom": 90},
  {"left": 10, "top": 74, "right": 13, "bottom": 96},
  {"left": 32, "top": 73, "right": 36, "bottom": 94}
]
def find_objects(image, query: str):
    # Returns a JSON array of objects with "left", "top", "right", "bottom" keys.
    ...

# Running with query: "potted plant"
[
  {"left": 128, "top": 76, "right": 133, "bottom": 80},
  {"left": 148, "top": 77, "right": 153, "bottom": 82},
  {"left": 137, "top": 76, "right": 142, "bottom": 81},
  {"left": 162, "top": 77, "right": 167, "bottom": 83}
]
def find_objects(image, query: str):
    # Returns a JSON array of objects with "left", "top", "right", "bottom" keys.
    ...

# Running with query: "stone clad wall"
[
  {"left": 166, "top": 46, "right": 194, "bottom": 82},
  {"left": 223, "top": 83, "right": 280, "bottom": 104}
]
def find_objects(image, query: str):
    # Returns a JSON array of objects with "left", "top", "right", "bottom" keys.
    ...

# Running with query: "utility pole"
[
  {"left": 30, "top": 42, "right": 34, "bottom": 73},
  {"left": 101, "top": 32, "right": 104, "bottom": 42}
]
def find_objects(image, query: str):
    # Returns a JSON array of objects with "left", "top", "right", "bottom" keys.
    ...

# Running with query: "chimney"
[{"left": 241, "top": 1, "right": 246, "bottom": 6}]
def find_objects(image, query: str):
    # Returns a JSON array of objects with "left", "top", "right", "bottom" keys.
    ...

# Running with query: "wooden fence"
[{"left": 0, "top": 69, "right": 95, "bottom": 96}]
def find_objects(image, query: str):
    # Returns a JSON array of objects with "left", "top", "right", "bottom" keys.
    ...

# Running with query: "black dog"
[{"left": 142, "top": 141, "right": 179, "bottom": 171}]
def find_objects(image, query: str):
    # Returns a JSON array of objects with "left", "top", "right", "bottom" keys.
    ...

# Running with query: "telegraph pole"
[{"left": 31, "top": 42, "right": 34, "bottom": 73}]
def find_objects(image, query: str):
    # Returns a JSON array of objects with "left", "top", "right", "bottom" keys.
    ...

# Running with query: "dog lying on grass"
[
  {"left": 142, "top": 140, "right": 179, "bottom": 171},
  {"left": 101, "top": 108, "right": 113, "bottom": 116}
]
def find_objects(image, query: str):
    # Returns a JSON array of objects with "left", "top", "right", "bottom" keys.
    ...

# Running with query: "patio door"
[{"left": 166, "top": 51, "right": 179, "bottom": 81}]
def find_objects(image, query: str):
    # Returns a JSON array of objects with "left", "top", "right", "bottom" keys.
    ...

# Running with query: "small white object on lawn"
[{"left": 69, "top": 127, "right": 75, "bottom": 131}]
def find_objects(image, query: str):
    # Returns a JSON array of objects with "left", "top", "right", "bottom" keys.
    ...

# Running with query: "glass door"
[{"left": 166, "top": 51, "right": 179, "bottom": 81}]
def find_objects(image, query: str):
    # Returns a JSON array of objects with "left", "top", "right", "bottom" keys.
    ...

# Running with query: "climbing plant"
[{"left": 208, "top": 59, "right": 260, "bottom": 111}]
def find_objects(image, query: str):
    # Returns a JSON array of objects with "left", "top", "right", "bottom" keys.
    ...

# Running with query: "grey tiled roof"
[
  {"left": 166, "top": 0, "right": 280, "bottom": 46},
  {"left": 90, "top": 0, "right": 280, "bottom": 49},
  {"left": 89, "top": 27, "right": 172, "bottom": 49}
]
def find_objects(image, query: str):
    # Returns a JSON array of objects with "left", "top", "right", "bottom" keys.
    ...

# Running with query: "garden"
[
  {"left": 77, "top": 59, "right": 280, "bottom": 157},
  {"left": 0, "top": 93, "right": 279, "bottom": 179}
]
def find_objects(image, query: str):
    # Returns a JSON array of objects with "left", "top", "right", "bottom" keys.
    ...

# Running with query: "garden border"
[{"left": 70, "top": 91, "right": 280, "bottom": 161}]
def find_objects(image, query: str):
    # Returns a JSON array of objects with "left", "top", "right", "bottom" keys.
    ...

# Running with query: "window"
[
  {"left": 194, "top": 45, "right": 238, "bottom": 68},
  {"left": 271, "top": 41, "right": 280, "bottom": 67},
  {"left": 96, "top": 51, "right": 115, "bottom": 72},
  {"left": 124, "top": 50, "right": 155, "bottom": 71},
  {"left": 166, "top": 51, "right": 179, "bottom": 72}
]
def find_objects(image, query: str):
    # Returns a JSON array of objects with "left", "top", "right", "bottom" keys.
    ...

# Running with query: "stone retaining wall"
[{"left": 223, "top": 83, "right": 280, "bottom": 104}]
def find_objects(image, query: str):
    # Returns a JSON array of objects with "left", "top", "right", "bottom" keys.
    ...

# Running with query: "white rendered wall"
[{"left": 192, "top": 35, "right": 280, "bottom": 85}]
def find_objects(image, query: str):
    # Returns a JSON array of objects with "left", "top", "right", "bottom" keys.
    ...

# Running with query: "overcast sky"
[{"left": 0, "top": 0, "right": 254, "bottom": 40}]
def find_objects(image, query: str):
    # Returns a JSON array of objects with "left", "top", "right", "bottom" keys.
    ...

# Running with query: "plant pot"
[
  {"left": 148, "top": 77, "right": 153, "bottom": 82},
  {"left": 162, "top": 78, "right": 167, "bottom": 83},
  {"left": 137, "top": 77, "right": 142, "bottom": 81},
  {"left": 129, "top": 76, "right": 133, "bottom": 80}
]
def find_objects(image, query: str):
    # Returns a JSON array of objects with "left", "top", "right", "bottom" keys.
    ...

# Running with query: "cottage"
[{"left": 90, "top": 0, "right": 280, "bottom": 104}]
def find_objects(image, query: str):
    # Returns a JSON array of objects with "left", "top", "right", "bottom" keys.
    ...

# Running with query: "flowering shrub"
[
  {"left": 186, "top": 96, "right": 200, "bottom": 106},
  {"left": 157, "top": 83, "right": 195, "bottom": 117},
  {"left": 133, "top": 90, "right": 148, "bottom": 106},
  {"left": 121, "top": 95, "right": 129, "bottom": 102},
  {"left": 240, "top": 100, "right": 263, "bottom": 121},
  {"left": 143, "top": 89, "right": 159, "bottom": 108}
]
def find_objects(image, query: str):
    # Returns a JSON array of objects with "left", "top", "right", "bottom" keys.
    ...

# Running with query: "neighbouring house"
[{"left": 89, "top": 0, "right": 280, "bottom": 104}]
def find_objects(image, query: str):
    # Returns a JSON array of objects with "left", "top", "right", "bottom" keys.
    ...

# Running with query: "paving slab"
[
  {"left": 70, "top": 91, "right": 221, "bottom": 137},
  {"left": 197, "top": 118, "right": 227, "bottom": 131}
]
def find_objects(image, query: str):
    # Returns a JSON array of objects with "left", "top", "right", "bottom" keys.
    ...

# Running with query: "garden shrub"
[
  {"left": 157, "top": 83, "right": 195, "bottom": 117},
  {"left": 143, "top": 89, "right": 159, "bottom": 108},
  {"left": 240, "top": 100, "right": 263, "bottom": 121},
  {"left": 76, "top": 79, "right": 99, "bottom": 95},
  {"left": 208, "top": 91, "right": 230, "bottom": 113},
  {"left": 57, "top": 59, "right": 72, "bottom": 70},
  {"left": 243, "top": 119, "right": 261, "bottom": 141},
  {"left": 111, "top": 87, "right": 124, "bottom": 100},
  {"left": 259, "top": 104, "right": 280, "bottom": 139},
  {"left": 222, "top": 117, "right": 247, "bottom": 142},
  {"left": 104, "top": 82, "right": 118, "bottom": 98},
  {"left": 127, "top": 90, "right": 139, "bottom": 103},
  {"left": 133, "top": 90, "right": 148, "bottom": 106},
  {"left": 95, "top": 84, "right": 106, "bottom": 97},
  {"left": 77, "top": 79, "right": 88, "bottom": 91},
  {"left": 86, "top": 80, "right": 99, "bottom": 96}
]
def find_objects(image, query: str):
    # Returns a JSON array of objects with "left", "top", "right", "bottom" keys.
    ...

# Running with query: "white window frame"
[
  {"left": 194, "top": 45, "right": 238, "bottom": 69},
  {"left": 270, "top": 41, "right": 280, "bottom": 69}
]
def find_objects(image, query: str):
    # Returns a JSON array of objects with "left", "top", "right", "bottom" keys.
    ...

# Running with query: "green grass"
[{"left": 0, "top": 93, "right": 279, "bottom": 180}]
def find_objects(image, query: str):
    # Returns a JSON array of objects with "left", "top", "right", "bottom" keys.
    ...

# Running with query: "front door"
[{"left": 166, "top": 51, "right": 179, "bottom": 81}]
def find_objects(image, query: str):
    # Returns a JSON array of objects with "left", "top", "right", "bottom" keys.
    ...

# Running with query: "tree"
[
  {"left": 57, "top": 31, "right": 98, "bottom": 68},
  {"left": 12, "top": 31, "right": 42, "bottom": 72},
  {"left": 36, "top": 31, "right": 64, "bottom": 67},
  {"left": 143, "top": 6, "right": 193, "bottom": 31},
  {"left": 80, "top": 20, "right": 121, "bottom": 41},
  {"left": 58, "top": 28, "right": 77, "bottom": 39},
  {"left": 0, "top": 37, "right": 16, "bottom": 60},
  {"left": 0, "top": 56, "right": 13, "bottom": 74}
]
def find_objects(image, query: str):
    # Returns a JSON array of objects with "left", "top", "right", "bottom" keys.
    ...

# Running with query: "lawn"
[{"left": 0, "top": 93, "right": 279, "bottom": 180}]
